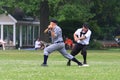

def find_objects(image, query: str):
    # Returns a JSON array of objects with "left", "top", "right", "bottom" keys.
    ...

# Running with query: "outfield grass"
[{"left": 0, "top": 49, "right": 120, "bottom": 80}]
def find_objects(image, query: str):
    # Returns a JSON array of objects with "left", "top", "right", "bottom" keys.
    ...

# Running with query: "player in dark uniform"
[{"left": 67, "top": 23, "right": 92, "bottom": 66}]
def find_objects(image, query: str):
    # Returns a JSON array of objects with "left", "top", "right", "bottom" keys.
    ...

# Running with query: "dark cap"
[
  {"left": 50, "top": 19, "right": 58, "bottom": 24},
  {"left": 82, "top": 22, "right": 89, "bottom": 29}
]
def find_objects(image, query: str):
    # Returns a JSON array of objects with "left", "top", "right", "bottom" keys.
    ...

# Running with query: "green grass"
[{"left": 0, "top": 49, "right": 120, "bottom": 80}]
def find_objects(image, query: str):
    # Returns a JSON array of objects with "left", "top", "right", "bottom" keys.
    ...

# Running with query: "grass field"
[{"left": 0, "top": 49, "right": 120, "bottom": 80}]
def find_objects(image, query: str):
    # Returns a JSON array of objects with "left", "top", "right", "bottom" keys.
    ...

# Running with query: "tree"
[
  {"left": 40, "top": 0, "right": 49, "bottom": 42},
  {"left": 48, "top": 0, "right": 95, "bottom": 40},
  {"left": 1, "top": 0, "right": 120, "bottom": 41},
  {"left": 91, "top": 0, "right": 120, "bottom": 40}
]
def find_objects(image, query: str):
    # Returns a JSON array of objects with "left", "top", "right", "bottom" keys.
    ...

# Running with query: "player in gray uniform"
[{"left": 41, "top": 19, "right": 83, "bottom": 66}]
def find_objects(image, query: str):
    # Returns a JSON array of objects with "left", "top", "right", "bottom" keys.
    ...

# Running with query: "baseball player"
[
  {"left": 41, "top": 19, "right": 83, "bottom": 66},
  {"left": 67, "top": 23, "right": 91, "bottom": 66}
]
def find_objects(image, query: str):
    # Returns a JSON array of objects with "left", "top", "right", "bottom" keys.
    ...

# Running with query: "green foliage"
[
  {"left": 0, "top": 0, "right": 41, "bottom": 17},
  {"left": 91, "top": 0, "right": 120, "bottom": 39},
  {"left": 88, "top": 40, "right": 103, "bottom": 49},
  {"left": 48, "top": 0, "right": 95, "bottom": 22},
  {"left": 100, "top": 26, "right": 116, "bottom": 40},
  {"left": 89, "top": 20, "right": 101, "bottom": 39},
  {"left": 57, "top": 4, "right": 94, "bottom": 22},
  {"left": 59, "top": 20, "right": 82, "bottom": 39},
  {"left": 16, "top": 0, "right": 40, "bottom": 17}
]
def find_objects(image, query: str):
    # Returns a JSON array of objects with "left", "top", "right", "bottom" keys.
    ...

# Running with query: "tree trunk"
[{"left": 40, "top": 0, "right": 49, "bottom": 42}]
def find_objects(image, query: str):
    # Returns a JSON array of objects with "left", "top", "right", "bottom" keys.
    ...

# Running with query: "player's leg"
[
  {"left": 67, "top": 44, "right": 82, "bottom": 66},
  {"left": 81, "top": 46, "right": 87, "bottom": 64},
  {"left": 41, "top": 44, "right": 60, "bottom": 66},
  {"left": 58, "top": 46, "right": 82, "bottom": 66}
]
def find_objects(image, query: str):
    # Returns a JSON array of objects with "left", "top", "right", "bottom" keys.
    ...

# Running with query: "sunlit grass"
[{"left": 0, "top": 49, "right": 120, "bottom": 80}]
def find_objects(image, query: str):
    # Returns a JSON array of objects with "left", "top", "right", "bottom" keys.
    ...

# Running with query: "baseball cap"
[
  {"left": 82, "top": 22, "right": 89, "bottom": 29},
  {"left": 50, "top": 19, "right": 58, "bottom": 24}
]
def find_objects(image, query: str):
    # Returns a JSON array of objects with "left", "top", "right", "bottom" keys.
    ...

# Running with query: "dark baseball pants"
[{"left": 68, "top": 43, "right": 87, "bottom": 64}]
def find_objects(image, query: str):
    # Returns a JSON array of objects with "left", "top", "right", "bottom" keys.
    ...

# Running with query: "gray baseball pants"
[{"left": 44, "top": 42, "right": 73, "bottom": 59}]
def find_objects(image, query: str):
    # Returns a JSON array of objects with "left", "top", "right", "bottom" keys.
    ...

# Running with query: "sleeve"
[
  {"left": 85, "top": 30, "right": 91, "bottom": 38},
  {"left": 74, "top": 29, "right": 82, "bottom": 37}
]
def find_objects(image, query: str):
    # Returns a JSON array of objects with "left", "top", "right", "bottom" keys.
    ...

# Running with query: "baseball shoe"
[
  {"left": 41, "top": 63, "right": 48, "bottom": 67},
  {"left": 78, "top": 63, "right": 83, "bottom": 67},
  {"left": 82, "top": 64, "right": 89, "bottom": 67},
  {"left": 67, "top": 62, "right": 71, "bottom": 66}
]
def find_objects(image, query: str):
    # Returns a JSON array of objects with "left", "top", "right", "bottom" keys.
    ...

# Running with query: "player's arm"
[
  {"left": 44, "top": 25, "right": 52, "bottom": 33},
  {"left": 44, "top": 25, "right": 56, "bottom": 38},
  {"left": 74, "top": 33, "right": 79, "bottom": 42},
  {"left": 44, "top": 28, "right": 49, "bottom": 33},
  {"left": 74, "top": 33, "right": 86, "bottom": 41},
  {"left": 79, "top": 31, "right": 91, "bottom": 40},
  {"left": 79, "top": 36, "right": 86, "bottom": 40}
]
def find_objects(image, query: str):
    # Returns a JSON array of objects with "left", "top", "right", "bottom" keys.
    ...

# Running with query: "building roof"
[
  {"left": 0, "top": 13, "right": 40, "bottom": 25},
  {"left": 0, "top": 13, "right": 17, "bottom": 24}
]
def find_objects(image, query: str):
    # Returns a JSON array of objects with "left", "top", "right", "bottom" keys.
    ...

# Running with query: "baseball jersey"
[
  {"left": 52, "top": 25, "right": 63, "bottom": 43},
  {"left": 74, "top": 28, "right": 91, "bottom": 45}
]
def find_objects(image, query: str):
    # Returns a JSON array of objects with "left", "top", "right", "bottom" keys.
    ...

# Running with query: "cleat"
[
  {"left": 78, "top": 63, "right": 83, "bottom": 67},
  {"left": 82, "top": 64, "right": 89, "bottom": 67},
  {"left": 67, "top": 62, "right": 71, "bottom": 66}
]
